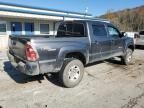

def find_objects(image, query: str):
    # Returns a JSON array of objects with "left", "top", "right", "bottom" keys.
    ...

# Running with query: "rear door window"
[{"left": 92, "top": 24, "right": 107, "bottom": 37}]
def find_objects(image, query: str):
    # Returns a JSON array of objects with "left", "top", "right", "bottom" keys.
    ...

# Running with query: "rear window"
[
  {"left": 92, "top": 24, "right": 107, "bottom": 37},
  {"left": 57, "top": 22, "right": 85, "bottom": 37}
]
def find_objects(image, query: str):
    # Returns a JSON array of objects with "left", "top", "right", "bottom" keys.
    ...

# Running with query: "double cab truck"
[{"left": 8, "top": 19, "right": 135, "bottom": 88}]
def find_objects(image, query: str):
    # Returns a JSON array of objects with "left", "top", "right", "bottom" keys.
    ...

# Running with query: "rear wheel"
[
  {"left": 59, "top": 59, "right": 84, "bottom": 88},
  {"left": 121, "top": 48, "right": 133, "bottom": 65}
]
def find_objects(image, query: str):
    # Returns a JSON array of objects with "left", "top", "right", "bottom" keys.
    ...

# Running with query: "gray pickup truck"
[{"left": 8, "top": 19, "right": 135, "bottom": 88}]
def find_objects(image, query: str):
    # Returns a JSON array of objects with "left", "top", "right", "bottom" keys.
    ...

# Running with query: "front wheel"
[
  {"left": 121, "top": 48, "right": 133, "bottom": 65},
  {"left": 59, "top": 59, "right": 84, "bottom": 88}
]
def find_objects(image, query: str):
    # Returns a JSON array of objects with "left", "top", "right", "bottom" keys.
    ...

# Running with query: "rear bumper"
[{"left": 7, "top": 51, "right": 40, "bottom": 76}]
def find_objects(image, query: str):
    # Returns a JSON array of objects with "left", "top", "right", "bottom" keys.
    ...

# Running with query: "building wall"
[
  {"left": 5, "top": 18, "right": 55, "bottom": 35},
  {"left": 0, "top": 35, "right": 8, "bottom": 51},
  {"left": 0, "top": 18, "right": 58, "bottom": 51}
]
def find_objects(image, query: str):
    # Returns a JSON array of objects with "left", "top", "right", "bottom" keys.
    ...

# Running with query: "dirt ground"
[{"left": 0, "top": 48, "right": 144, "bottom": 108}]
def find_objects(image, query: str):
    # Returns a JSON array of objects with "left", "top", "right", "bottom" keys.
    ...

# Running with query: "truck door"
[
  {"left": 107, "top": 25, "right": 124, "bottom": 56},
  {"left": 90, "top": 22, "right": 111, "bottom": 62}
]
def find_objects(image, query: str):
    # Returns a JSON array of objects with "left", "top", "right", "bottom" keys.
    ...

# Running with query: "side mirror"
[{"left": 121, "top": 32, "right": 127, "bottom": 37}]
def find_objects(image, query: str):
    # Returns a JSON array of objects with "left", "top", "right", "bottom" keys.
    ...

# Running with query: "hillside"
[{"left": 100, "top": 5, "right": 144, "bottom": 32}]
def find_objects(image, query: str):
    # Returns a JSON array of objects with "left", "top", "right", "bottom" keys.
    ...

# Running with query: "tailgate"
[{"left": 8, "top": 36, "right": 30, "bottom": 59}]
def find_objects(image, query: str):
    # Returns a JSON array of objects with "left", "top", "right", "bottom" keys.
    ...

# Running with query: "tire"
[
  {"left": 59, "top": 59, "right": 84, "bottom": 88},
  {"left": 121, "top": 48, "right": 133, "bottom": 65}
]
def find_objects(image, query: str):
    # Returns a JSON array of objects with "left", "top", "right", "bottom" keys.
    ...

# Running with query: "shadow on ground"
[
  {"left": 3, "top": 57, "right": 124, "bottom": 87},
  {"left": 106, "top": 58, "right": 123, "bottom": 65},
  {"left": 135, "top": 45, "right": 144, "bottom": 50},
  {"left": 85, "top": 57, "right": 123, "bottom": 67},
  {"left": 3, "top": 61, "right": 61, "bottom": 87}
]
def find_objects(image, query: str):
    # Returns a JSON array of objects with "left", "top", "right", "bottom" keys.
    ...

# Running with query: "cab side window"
[{"left": 108, "top": 26, "right": 120, "bottom": 38}]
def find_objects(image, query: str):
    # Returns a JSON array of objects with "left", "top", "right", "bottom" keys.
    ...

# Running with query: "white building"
[{"left": 0, "top": 2, "right": 92, "bottom": 50}]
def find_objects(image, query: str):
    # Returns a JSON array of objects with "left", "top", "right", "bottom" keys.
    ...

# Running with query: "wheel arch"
[
  {"left": 127, "top": 44, "right": 135, "bottom": 52},
  {"left": 65, "top": 52, "right": 87, "bottom": 65},
  {"left": 54, "top": 46, "right": 88, "bottom": 72}
]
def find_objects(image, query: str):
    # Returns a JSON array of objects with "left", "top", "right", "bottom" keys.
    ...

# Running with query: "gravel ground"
[{"left": 0, "top": 49, "right": 144, "bottom": 108}]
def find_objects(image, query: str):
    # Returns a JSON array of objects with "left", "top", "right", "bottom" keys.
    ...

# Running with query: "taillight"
[{"left": 25, "top": 43, "right": 38, "bottom": 61}]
